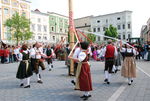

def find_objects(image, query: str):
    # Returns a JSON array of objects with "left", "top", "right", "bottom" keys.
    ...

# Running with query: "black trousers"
[{"left": 105, "top": 58, "right": 114, "bottom": 73}]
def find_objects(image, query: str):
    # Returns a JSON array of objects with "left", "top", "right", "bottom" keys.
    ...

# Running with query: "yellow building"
[{"left": 0, "top": 0, "right": 30, "bottom": 43}]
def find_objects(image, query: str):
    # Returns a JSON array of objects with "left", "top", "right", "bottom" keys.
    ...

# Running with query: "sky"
[{"left": 31, "top": 0, "right": 150, "bottom": 37}]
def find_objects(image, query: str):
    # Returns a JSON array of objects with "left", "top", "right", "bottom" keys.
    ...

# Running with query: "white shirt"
[
  {"left": 30, "top": 47, "right": 44, "bottom": 59},
  {"left": 88, "top": 47, "right": 92, "bottom": 56},
  {"left": 78, "top": 51, "right": 86, "bottom": 62},
  {"left": 73, "top": 47, "right": 81, "bottom": 58},
  {"left": 14, "top": 48, "right": 20, "bottom": 55},
  {"left": 18, "top": 50, "right": 29, "bottom": 61}
]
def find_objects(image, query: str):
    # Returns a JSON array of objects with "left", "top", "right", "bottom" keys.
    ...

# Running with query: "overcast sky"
[{"left": 31, "top": 0, "right": 150, "bottom": 37}]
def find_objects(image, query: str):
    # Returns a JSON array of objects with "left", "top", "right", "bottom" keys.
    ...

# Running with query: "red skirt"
[{"left": 79, "top": 63, "right": 92, "bottom": 91}]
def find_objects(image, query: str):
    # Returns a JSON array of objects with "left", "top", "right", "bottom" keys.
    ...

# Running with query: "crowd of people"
[{"left": 0, "top": 40, "right": 150, "bottom": 100}]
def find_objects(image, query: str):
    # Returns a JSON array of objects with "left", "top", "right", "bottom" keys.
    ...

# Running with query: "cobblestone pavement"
[{"left": 0, "top": 60, "right": 150, "bottom": 101}]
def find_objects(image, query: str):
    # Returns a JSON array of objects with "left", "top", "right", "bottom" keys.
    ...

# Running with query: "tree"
[
  {"left": 87, "top": 33, "right": 96, "bottom": 43},
  {"left": 104, "top": 25, "right": 118, "bottom": 40},
  {"left": 4, "top": 12, "right": 33, "bottom": 45}
]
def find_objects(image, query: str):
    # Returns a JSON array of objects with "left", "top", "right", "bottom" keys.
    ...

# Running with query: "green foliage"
[
  {"left": 87, "top": 33, "right": 96, "bottom": 43},
  {"left": 104, "top": 25, "right": 118, "bottom": 40},
  {"left": 4, "top": 12, "right": 33, "bottom": 45}
]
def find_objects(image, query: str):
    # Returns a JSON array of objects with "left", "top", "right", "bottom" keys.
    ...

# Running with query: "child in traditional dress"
[
  {"left": 69, "top": 41, "right": 92, "bottom": 100},
  {"left": 120, "top": 42, "right": 137, "bottom": 85},
  {"left": 16, "top": 44, "right": 33, "bottom": 88}
]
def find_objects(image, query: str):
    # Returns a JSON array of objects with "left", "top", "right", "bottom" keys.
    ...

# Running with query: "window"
[
  {"left": 53, "top": 36, "right": 55, "bottom": 41},
  {"left": 37, "top": 25, "right": 41, "bottom": 32},
  {"left": 38, "top": 36, "right": 41, "bottom": 39},
  {"left": 97, "top": 20, "right": 100, "bottom": 23},
  {"left": 44, "top": 36, "right": 47, "bottom": 40},
  {"left": 32, "top": 24, "right": 35, "bottom": 31},
  {"left": 51, "top": 27, "right": 54, "bottom": 31},
  {"left": 118, "top": 35, "right": 121, "bottom": 39},
  {"left": 128, "top": 34, "right": 131, "bottom": 39},
  {"left": 13, "top": 1, "right": 18, "bottom": 6},
  {"left": 128, "top": 24, "right": 131, "bottom": 29},
  {"left": 60, "top": 28, "right": 63, "bottom": 32},
  {"left": 22, "top": 12, "right": 26, "bottom": 16},
  {"left": 43, "top": 25, "right": 47, "bottom": 32},
  {"left": 103, "top": 27, "right": 106, "bottom": 31},
  {"left": 106, "top": 19, "right": 108, "bottom": 23},
  {"left": 38, "top": 18, "right": 41, "bottom": 23},
  {"left": 98, "top": 37, "right": 101, "bottom": 41},
  {"left": 65, "top": 29, "right": 68, "bottom": 33},
  {"left": 123, "top": 24, "right": 125, "bottom": 29},
  {"left": 3, "top": 0, "right": 9, "bottom": 3},
  {"left": 97, "top": 28, "right": 100, "bottom": 32},
  {"left": 117, "top": 17, "right": 121, "bottom": 20},
  {"left": 123, "top": 35, "right": 126, "bottom": 39},
  {"left": 4, "top": 8, "right": 9, "bottom": 15},
  {"left": 93, "top": 28, "right": 96, "bottom": 32},
  {"left": 20, "top": 4, "right": 27, "bottom": 9},
  {"left": 117, "top": 25, "right": 121, "bottom": 30}
]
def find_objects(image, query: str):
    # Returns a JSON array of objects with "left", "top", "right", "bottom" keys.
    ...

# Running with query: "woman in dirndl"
[
  {"left": 120, "top": 43, "right": 137, "bottom": 85},
  {"left": 69, "top": 41, "right": 92, "bottom": 100},
  {"left": 16, "top": 44, "right": 33, "bottom": 88}
]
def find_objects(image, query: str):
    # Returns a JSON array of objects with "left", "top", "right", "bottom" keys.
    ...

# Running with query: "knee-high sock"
[
  {"left": 105, "top": 71, "right": 108, "bottom": 79},
  {"left": 128, "top": 78, "right": 131, "bottom": 83},
  {"left": 112, "top": 65, "right": 116, "bottom": 72},
  {"left": 84, "top": 91, "right": 90, "bottom": 96},
  {"left": 26, "top": 77, "right": 30, "bottom": 85},
  {"left": 20, "top": 79, "right": 24, "bottom": 84},
  {"left": 37, "top": 73, "right": 41, "bottom": 81},
  {"left": 108, "top": 73, "right": 111, "bottom": 82}
]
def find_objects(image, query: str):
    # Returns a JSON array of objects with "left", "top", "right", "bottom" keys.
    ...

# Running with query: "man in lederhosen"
[
  {"left": 46, "top": 45, "right": 54, "bottom": 71},
  {"left": 30, "top": 42, "right": 46, "bottom": 84},
  {"left": 102, "top": 40, "right": 117, "bottom": 84}
]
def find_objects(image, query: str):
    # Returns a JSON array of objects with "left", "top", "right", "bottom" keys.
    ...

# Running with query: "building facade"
[
  {"left": 140, "top": 18, "right": 150, "bottom": 42},
  {"left": 0, "top": 0, "right": 30, "bottom": 43},
  {"left": 74, "top": 16, "right": 93, "bottom": 41},
  {"left": 48, "top": 12, "right": 68, "bottom": 44},
  {"left": 91, "top": 11, "right": 132, "bottom": 42},
  {"left": 30, "top": 9, "right": 50, "bottom": 43}
]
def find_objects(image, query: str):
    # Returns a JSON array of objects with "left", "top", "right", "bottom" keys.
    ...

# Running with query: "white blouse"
[
  {"left": 18, "top": 50, "right": 29, "bottom": 61},
  {"left": 78, "top": 51, "right": 87, "bottom": 62},
  {"left": 121, "top": 48, "right": 137, "bottom": 55}
]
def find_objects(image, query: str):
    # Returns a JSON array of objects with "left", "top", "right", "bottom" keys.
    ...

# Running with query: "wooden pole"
[{"left": 68, "top": 0, "right": 75, "bottom": 75}]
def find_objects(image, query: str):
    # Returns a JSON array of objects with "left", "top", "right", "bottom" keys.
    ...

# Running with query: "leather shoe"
[
  {"left": 71, "top": 80, "right": 76, "bottom": 85},
  {"left": 24, "top": 85, "right": 30, "bottom": 88},
  {"left": 37, "top": 80, "right": 43, "bottom": 84},
  {"left": 20, "top": 83, "right": 24, "bottom": 87},
  {"left": 104, "top": 79, "right": 108, "bottom": 82}
]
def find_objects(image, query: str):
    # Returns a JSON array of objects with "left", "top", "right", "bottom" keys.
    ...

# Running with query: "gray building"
[
  {"left": 75, "top": 11, "right": 132, "bottom": 42},
  {"left": 74, "top": 16, "right": 93, "bottom": 41},
  {"left": 91, "top": 11, "right": 132, "bottom": 41}
]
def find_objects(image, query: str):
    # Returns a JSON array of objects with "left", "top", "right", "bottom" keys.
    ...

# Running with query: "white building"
[
  {"left": 30, "top": 9, "right": 50, "bottom": 43},
  {"left": 91, "top": 11, "right": 132, "bottom": 41}
]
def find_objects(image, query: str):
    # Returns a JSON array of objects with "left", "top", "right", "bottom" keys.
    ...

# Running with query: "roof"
[
  {"left": 31, "top": 9, "right": 49, "bottom": 16},
  {"left": 21, "top": 0, "right": 31, "bottom": 3},
  {"left": 75, "top": 15, "right": 94, "bottom": 20},
  {"left": 94, "top": 10, "right": 132, "bottom": 18},
  {"left": 47, "top": 12, "right": 68, "bottom": 18}
]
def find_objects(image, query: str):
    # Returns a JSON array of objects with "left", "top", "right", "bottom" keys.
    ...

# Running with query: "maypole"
[{"left": 68, "top": 0, "right": 75, "bottom": 76}]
